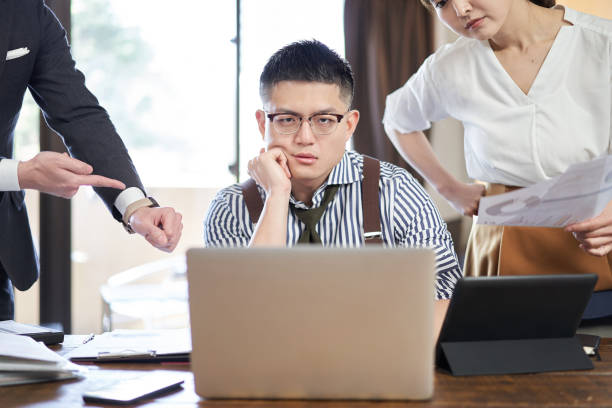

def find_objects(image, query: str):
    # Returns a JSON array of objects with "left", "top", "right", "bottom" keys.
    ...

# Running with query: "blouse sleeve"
[{"left": 382, "top": 54, "right": 448, "bottom": 134}]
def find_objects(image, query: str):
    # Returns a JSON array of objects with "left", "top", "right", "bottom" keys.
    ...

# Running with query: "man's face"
[{"left": 256, "top": 81, "right": 359, "bottom": 194}]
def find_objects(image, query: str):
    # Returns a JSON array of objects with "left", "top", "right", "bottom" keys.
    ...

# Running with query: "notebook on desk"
[
  {"left": 64, "top": 329, "right": 191, "bottom": 363},
  {"left": 187, "top": 247, "right": 437, "bottom": 400}
]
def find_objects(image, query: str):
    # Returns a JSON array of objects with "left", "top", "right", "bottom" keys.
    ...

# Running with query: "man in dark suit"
[{"left": 0, "top": 0, "right": 183, "bottom": 320}]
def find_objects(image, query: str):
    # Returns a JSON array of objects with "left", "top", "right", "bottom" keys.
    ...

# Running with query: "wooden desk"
[{"left": 5, "top": 337, "right": 612, "bottom": 407}]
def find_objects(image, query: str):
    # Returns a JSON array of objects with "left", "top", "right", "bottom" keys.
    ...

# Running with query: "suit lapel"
[{"left": 0, "top": 0, "right": 14, "bottom": 79}]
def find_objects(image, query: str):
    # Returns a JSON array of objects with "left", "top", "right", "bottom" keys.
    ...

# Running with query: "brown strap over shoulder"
[
  {"left": 362, "top": 156, "right": 383, "bottom": 245},
  {"left": 240, "top": 155, "right": 383, "bottom": 245},
  {"left": 240, "top": 178, "right": 263, "bottom": 225}
]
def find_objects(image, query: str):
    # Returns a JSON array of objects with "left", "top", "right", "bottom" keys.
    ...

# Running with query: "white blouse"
[{"left": 383, "top": 6, "right": 612, "bottom": 187}]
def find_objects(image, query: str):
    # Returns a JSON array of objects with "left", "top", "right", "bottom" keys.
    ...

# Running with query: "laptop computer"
[{"left": 186, "top": 247, "right": 436, "bottom": 400}]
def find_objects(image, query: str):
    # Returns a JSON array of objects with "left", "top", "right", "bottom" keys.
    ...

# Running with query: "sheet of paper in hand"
[{"left": 477, "top": 155, "right": 612, "bottom": 227}]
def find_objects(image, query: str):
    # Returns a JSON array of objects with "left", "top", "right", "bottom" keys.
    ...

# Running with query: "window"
[
  {"left": 16, "top": 0, "right": 346, "bottom": 188},
  {"left": 71, "top": 0, "right": 238, "bottom": 187},
  {"left": 71, "top": 0, "right": 346, "bottom": 186},
  {"left": 14, "top": 0, "right": 346, "bottom": 333}
]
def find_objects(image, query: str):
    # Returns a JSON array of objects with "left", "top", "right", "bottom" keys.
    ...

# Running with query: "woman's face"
[{"left": 431, "top": 0, "right": 514, "bottom": 40}]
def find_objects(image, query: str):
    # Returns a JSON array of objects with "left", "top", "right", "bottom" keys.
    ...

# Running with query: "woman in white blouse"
[{"left": 383, "top": 0, "right": 612, "bottom": 290}]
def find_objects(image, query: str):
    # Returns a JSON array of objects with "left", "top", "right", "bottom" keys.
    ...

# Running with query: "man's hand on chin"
[
  {"left": 248, "top": 147, "right": 292, "bottom": 196},
  {"left": 129, "top": 206, "right": 183, "bottom": 252}
]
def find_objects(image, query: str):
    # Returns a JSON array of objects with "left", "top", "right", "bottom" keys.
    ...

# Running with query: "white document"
[
  {"left": 477, "top": 155, "right": 612, "bottom": 227},
  {"left": 63, "top": 329, "right": 191, "bottom": 361},
  {"left": 0, "top": 333, "right": 84, "bottom": 386},
  {"left": 0, "top": 371, "right": 78, "bottom": 387}
]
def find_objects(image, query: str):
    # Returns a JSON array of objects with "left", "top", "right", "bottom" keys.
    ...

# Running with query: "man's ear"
[
  {"left": 255, "top": 110, "right": 266, "bottom": 139},
  {"left": 343, "top": 110, "right": 360, "bottom": 143}
]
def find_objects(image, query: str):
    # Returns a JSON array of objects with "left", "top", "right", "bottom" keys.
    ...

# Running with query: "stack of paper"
[
  {"left": 0, "top": 333, "right": 84, "bottom": 386},
  {"left": 0, "top": 320, "right": 64, "bottom": 345}
]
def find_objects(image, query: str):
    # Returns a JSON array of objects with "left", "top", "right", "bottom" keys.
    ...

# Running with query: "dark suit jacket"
[{"left": 0, "top": 0, "right": 145, "bottom": 291}]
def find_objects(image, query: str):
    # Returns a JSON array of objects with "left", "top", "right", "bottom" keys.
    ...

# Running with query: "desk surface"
[{"left": 5, "top": 336, "right": 612, "bottom": 408}]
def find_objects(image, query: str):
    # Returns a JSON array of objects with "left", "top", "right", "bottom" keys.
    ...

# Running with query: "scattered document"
[
  {"left": 0, "top": 320, "right": 64, "bottom": 345},
  {"left": 0, "top": 333, "right": 84, "bottom": 386},
  {"left": 63, "top": 329, "right": 191, "bottom": 362},
  {"left": 477, "top": 155, "right": 612, "bottom": 227}
]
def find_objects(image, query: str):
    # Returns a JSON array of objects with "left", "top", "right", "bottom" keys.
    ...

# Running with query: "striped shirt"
[{"left": 203, "top": 150, "right": 461, "bottom": 299}]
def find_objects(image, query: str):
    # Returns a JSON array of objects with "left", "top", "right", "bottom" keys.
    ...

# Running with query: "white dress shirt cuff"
[
  {"left": 114, "top": 187, "right": 146, "bottom": 217},
  {"left": 0, "top": 159, "right": 21, "bottom": 191}
]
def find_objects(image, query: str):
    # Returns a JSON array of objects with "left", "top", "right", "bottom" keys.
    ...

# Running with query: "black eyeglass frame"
[{"left": 265, "top": 112, "right": 347, "bottom": 135}]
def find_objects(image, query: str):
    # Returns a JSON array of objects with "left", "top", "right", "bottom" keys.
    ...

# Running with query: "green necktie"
[{"left": 293, "top": 185, "right": 339, "bottom": 244}]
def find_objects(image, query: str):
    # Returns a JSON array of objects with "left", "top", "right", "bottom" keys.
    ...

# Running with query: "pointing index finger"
[{"left": 75, "top": 174, "right": 126, "bottom": 190}]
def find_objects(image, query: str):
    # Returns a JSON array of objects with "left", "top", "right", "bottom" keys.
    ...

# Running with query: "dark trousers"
[{"left": 0, "top": 261, "right": 15, "bottom": 320}]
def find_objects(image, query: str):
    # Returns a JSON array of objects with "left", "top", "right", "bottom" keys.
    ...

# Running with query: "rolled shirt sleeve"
[
  {"left": 203, "top": 185, "right": 252, "bottom": 247},
  {"left": 389, "top": 168, "right": 462, "bottom": 300},
  {"left": 382, "top": 54, "right": 448, "bottom": 135}
]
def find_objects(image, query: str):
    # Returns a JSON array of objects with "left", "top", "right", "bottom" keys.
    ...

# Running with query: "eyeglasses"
[{"left": 266, "top": 112, "right": 347, "bottom": 136}]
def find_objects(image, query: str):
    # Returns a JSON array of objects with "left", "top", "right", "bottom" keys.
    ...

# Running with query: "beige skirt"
[{"left": 464, "top": 183, "right": 612, "bottom": 291}]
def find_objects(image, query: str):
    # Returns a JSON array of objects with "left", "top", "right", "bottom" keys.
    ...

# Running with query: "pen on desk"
[
  {"left": 97, "top": 349, "right": 157, "bottom": 359},
  {"left": 83, "top": 333, "right": 95, "bottom": 344}
]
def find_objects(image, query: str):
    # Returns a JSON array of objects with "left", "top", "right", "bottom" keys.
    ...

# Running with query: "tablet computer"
[{"left": 436, "top": 274, "right": 597, "bottom": 376}]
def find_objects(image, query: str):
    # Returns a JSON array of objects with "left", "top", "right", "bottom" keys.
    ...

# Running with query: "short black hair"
[{"left": 259, "top": 39, "right": 354, "bottom": 106}]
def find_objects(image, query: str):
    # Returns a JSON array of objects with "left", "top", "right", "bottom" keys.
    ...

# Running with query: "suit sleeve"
[{"left": 26, "top": 1, "right": 145, "bottom": 221}]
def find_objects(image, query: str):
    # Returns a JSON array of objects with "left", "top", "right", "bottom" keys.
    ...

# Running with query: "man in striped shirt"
[{"left": 204, "top": 40, "right": 461, "bottom": 324}]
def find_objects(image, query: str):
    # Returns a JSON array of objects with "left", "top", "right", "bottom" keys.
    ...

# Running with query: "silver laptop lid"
[{"left": 187, "top": 247, "right": 435, "bottom": 400}]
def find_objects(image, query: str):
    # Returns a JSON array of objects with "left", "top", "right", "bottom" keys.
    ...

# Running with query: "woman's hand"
[
  {"left": 439, "top": 181, "right": 486, "bottom": 216},
  {"left": 566, "top": 200, "right": 612, "bottom": 257}
]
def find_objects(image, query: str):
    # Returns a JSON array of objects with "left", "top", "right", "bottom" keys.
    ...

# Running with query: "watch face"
[{"left": 123, "top": 222, "right": 136, "bottom": 234}]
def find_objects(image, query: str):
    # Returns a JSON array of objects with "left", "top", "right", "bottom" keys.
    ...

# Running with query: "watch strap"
[{"left": 122, "top": 197, "right": 160, "bottom": 234}]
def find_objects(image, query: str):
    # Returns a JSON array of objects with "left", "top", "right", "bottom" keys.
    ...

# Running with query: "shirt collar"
[
  {"left": 327, "top": 150, "right": 362, "bottom": 185},
  {"left": 555, "top": 5, "right": 576, "bottom": 25}
]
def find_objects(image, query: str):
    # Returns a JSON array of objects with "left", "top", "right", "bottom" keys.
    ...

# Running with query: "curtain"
[{"left": 344, "top": 0, "right": 433, "bottom": 181}]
